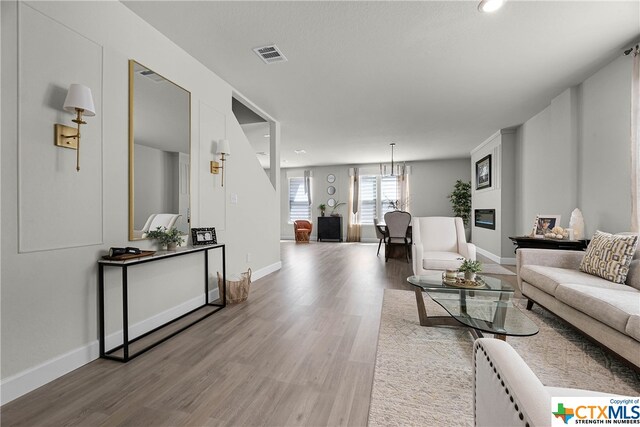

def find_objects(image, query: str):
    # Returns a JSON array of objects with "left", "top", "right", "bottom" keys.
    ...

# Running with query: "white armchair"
[
  {"left": 474, "top": 338, "right": 616, "bottom": 427},
  {"left": 411, "top": 216, "right": 476, "bottom": 274},
  {"left": 134, "top": 213, "right": 181, "bottom": 239}
]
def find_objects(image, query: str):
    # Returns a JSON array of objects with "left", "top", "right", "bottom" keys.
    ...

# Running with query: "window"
[
  {"left": 357, "top": 175, "right": 402, "bottom": 224},
  {"left": 289, "top": 177, "right": 311, "bottom": 222},
  {"left": 359, "top": 175, "right": 377, "bottom": 224},
  {"left": 380, "top": 176, "right": 399, "bottom": 217}
]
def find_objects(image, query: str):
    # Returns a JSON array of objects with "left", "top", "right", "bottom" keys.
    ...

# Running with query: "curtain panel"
[
  {"left": 347, "top": 168, "right": 361, "bottom": 242},
  {"left": 632, "top": 48, "right": 640, "bottom": 232}
]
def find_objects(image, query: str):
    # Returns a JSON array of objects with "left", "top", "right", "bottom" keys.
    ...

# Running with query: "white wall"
[
  {"left": 579, "top": 56, "right": 632, "bottom": 235},
  {"left": 280, "top": 159, "right": 470, "bottom": 241},
  {"left": 515, "top": 55, "right": 632, "bottom": 237},
  {"left": 1, "top": 0, "right": 280, "bottom": 403},
  {"left": 470, "top": 130, "right": 517, "bottom": 260}
]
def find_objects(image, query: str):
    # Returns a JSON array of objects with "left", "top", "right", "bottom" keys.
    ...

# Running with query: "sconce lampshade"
[
  {"left": 216, "top": 139, "right": 231, "bottom": 156},
  {"left": 63, "top": 84, "right": 96, "bottom": 116}
]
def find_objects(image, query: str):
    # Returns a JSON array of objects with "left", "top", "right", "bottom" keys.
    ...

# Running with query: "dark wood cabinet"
[
  {"left": 317, "top": 216, "right": 343, "bottom": 242},
  {"left": 508, "top": 236, "right": 588, "bottom": 253}
]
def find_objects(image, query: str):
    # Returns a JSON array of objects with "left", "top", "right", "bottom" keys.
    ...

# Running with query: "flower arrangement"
[
  {"left": 458, "top": 259, "right": 482, "bottom": 273},
  {"left": 146, "top": 226, "right": 185, "bottom": 249},
  {"left": 318, "top": 204, "right": 326, "bottom": 216}
]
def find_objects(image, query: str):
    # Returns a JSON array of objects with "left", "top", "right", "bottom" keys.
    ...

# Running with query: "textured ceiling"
[{"left": 123, "top": 1, "right": 639, "bottom": 168}]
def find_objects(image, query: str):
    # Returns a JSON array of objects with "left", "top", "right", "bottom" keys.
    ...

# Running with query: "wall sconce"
[
  {"left": 210, "top": 139, "right": 231, "bottom": 186},
  {"left": 54, "top": 84, "right": 96, "bottom": 171}
]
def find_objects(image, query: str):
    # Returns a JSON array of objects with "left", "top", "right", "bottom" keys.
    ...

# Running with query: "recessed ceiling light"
[
  {"left": 294, "top": 149, "right": 306, "bottom": 155},
  {"left": 263, "top": 134, "right": 270, "bottom": 138},
  {"left": 478, "top": 0, "right": 505, "bottom": 13}
]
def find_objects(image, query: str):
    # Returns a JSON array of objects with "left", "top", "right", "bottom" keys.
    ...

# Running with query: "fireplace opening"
[{"left": 474, "top": 209, "right": 496, "bottom": 230}]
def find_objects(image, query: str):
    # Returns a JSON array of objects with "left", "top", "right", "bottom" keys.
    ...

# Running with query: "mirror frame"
[{"left": 128, "top": 59, "right": 192, "bottom": 241}]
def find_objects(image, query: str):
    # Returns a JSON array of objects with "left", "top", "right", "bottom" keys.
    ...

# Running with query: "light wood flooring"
[{"left": 1, "top": 242, "right": 511, "bottom": 426}]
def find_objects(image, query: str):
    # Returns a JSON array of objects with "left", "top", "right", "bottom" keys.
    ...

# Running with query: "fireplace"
[{"left": 474, "top": 209, "right": 496, "bottom": 230}]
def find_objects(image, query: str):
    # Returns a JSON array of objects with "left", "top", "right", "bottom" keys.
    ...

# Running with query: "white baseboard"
[
  {"left": 252, "top": 261, "right": 281, "bottom": 281},
  {"left": 0, "top": 260, "right": 283, "bottom": 405},
  {"left": 476, "top": 247, "right": 516, "bottom": 265},
  {"left": 1, "top": 290, "right": 220, "bottom": 406}
]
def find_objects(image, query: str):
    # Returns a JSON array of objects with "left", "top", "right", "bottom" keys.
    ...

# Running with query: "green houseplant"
[
  {"left": 448, "top": 180, "right": 471, "bottom": 226},
  {"left": 147, "top": 226, "right": 185, "bottom": 250},
  {"left": 458, "top": 259, "right": 482, "bottom": 280},
  {"left": 318, "top": 203, "right": 326, "bottom": 217},
  {"left": 330, "top": 201, "right": 346, "bottom": 216}
]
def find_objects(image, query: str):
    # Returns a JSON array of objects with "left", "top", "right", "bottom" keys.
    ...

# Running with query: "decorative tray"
[
  {"left": 102, "top": 250, "right": 156, "bottom": 261},
  {"left": 442, "top": 273, "right": 487, "bottom": 289}
]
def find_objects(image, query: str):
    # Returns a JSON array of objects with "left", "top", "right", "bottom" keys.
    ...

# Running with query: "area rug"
[
  {"left": 479, "top": 263, "right": 515, "bottom": 275},
  {"left": 368, "top": 289, "right": 640, "bottom": 426}
]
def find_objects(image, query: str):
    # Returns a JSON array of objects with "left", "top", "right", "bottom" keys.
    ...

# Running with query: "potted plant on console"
[
  {"left": 318, "top": 203, "right": 326, "bottom": 217},
  {"left": 458, "top": 259, "right": 482, "bottom": 281},
  {"left": 147, "top": 226, "right": 185, "bottom": 251}
]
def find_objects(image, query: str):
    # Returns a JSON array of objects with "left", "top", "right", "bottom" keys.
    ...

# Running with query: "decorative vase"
[
  {"left": 569, "top": 208, "right": 585, "bottom": 240},
  {"left": 464, "top": 271, "right": 476, "bottom": 281},
  {"left": 321, "top": 211, "right": 325, "bottom": 217},
  {"left": 167, "top": 242, "right": 177, "bottom": 251}
]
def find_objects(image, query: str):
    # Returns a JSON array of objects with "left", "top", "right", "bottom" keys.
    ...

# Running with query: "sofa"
[
  {"left": 474, "top": 338, "right": 616, "bottom": 427},
  {"left": 516, "top": 247, "right": 640, "bottom": 369},
  {"left": 412, "top": 216, "right": 476, "bottom": 274}
]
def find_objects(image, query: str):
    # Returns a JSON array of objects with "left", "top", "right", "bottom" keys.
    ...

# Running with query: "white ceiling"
[{"left": 123, "top": 1, "right": 639, "bottom": 168}]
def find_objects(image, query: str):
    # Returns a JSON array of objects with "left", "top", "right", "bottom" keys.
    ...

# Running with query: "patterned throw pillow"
[{"left": 579, "top": 231, "right": 639, "bottom": 284}]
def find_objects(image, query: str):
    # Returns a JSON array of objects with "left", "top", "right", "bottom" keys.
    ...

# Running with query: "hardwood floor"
[{"left": 1, "top": 242, "right": 418, "bottom": 426}]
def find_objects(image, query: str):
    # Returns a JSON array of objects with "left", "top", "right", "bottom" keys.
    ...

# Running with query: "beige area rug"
[
  {"left": 368, "top": 289, "right": 640, "bottom": 426},
  {"left": 480, "top": 263, "right": 515, "bottom": 275}
]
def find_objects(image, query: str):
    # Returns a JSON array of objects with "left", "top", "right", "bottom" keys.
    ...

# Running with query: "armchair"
[
  {"left": 136, "top": 213, "right": 181, "bottom": 239},
  {"left": 294, "top": 220, "right": 312, "bottom": 243},
  {"left": 474, "top": 338, "right": 616, "bottom": 427},
  {"left": 411, "top": 216, "right": 476, "bottom": 274}
]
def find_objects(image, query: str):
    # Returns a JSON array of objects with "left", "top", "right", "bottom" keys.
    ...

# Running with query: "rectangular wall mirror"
[{"left": 129, "top": 60, "right": 191, "bottom": 241}]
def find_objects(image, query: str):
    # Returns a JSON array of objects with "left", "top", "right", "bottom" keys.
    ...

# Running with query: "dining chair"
[
  {"left": 383, "top": 211, "right": 412, "bottom": 262},
  {"left": 373, "top": 218, "right": 386, "bottom": 256}
]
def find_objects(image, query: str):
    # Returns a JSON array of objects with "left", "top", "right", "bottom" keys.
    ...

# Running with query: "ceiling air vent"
[{"left": 253, "top": 45, "right": 287, "bottom": 64}]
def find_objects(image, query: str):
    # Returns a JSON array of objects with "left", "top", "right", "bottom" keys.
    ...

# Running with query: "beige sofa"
[{"left": 516, "top": 248, "right": 640, "bottom": 369}]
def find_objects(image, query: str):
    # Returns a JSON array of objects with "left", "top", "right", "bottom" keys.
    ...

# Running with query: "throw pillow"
[{"left": 579, "top": 231, "right": 639, "bottom": 284}]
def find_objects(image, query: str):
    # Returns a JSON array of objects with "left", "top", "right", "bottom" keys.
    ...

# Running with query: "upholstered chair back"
[
  {"left": 384, "top": 211, "right": 411, "bottom": 239},
  {"left": 294, "top": 220, "right": 312, "bottom": 231},
  {"left": 413, "top": 216, "right": 465, "bottom": 253}
]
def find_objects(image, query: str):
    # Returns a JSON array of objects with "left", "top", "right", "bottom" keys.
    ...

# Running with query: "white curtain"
[
  {"left": 397, "top": 170, "right": 410, "bottom": 212},
  {"left": 632, "top": 47, "right": 640, "bottom": 232},
  {"left": 304, "top": 170, "right": 311, "bottom": 208},
  {"left": 347, "top": 168, "right": 361, "bottom": 242}
]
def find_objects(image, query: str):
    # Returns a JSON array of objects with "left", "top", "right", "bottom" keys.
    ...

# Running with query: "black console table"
[
  {"left": 317, "top": 216, "right": 343, "bottom": 242},
  {"left": 98, "top": 244, "right": 225, "bottom": 362},
  {"left": 509, "top": 236, "right": 588, "bottom": 253}
]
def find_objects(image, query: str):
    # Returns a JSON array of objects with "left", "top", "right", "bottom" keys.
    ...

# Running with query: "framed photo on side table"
[
  {"left": 475, "top": 154, "right": 492, "bottom": 190},
  {"left": 191, "top": 227, "right": 217, "bottom": 245},
  {"left": 531, "top": 215, "right": 561, "bottom": 238}
]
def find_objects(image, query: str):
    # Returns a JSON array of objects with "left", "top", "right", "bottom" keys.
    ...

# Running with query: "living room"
[{"left": 1, "top": 1, "right": 639, "bottom": 425}]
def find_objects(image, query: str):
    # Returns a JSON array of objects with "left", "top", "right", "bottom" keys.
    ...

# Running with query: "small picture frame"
[
  {"left": 532, "top": 215, "right": 561, "bottom": 238},
  {"left": 191, "top": 227, "right": 217, "bottom": 246},
  {"left": 476, "top": 154, "right": 492, "bottom": 190}
]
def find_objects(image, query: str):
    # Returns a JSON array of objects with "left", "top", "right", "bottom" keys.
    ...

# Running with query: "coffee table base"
[{"left": 414, "top": 289, "right": 506, "bottom": 341}]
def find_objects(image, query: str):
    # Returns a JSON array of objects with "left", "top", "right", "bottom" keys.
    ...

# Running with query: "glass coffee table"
[{"left": 407, "top": 272, "right": 538, "bottom": 340}]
